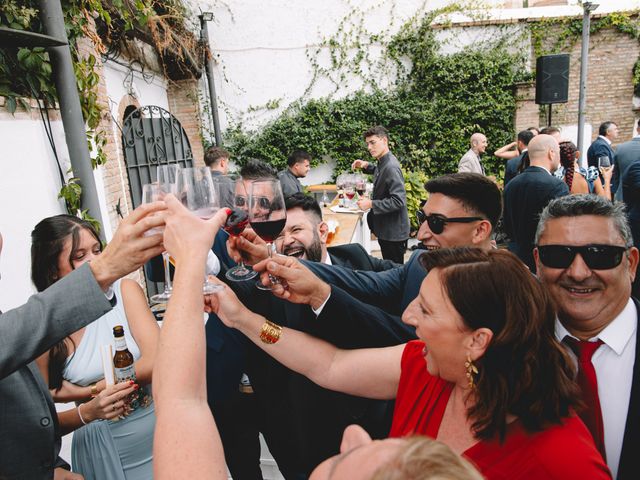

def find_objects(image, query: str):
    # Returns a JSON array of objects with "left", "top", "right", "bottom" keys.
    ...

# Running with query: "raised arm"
[
  {"left": 0, "top": 202, "right": 166, "bottom": 380},
  {"left": 153, "top": 196, "right": 229, "bottom": 480},
  {"left": 210, "top": 280, "right": 403, "bottom": 401}
]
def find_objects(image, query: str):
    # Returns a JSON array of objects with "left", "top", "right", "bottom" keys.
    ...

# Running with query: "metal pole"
[
  {"left": 577, "top": 2, "right": 599, "bottom": 154},
  {"left": 39, "top": 0, "right": 103, "bottom": 228},
  {"left": 200, "top": 16, "right": 223, "bottom": 147}
]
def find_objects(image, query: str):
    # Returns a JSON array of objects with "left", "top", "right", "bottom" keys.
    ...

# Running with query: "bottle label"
[{"left": 115, "top": 364, "right": 136, "bottom": 383}]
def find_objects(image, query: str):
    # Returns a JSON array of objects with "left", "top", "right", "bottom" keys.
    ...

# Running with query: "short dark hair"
[
  {"left": 419, "top": 248, "right": 580, "bottom": 441},
  {"left": 284, "top": 193, "right": 323, "bottom": 222},
  {"left": 539, "top": 126, "right": 560, "bottom": 136},
  {"left": 204, "top": 146, "right": 230, "bottom": 168},
  {"left": 424, "top": 173, "right": 502, "bottom": 229},
  {"left": 598, "top": 121, "right": 617, "bottom": 137},
  {"left": 517, "top": 130, "right": 535, "bottom": 146},
  {"left": 526, "top": 126, "right": 539, "bottom": 135},
  {"left": 239, "top": 158, "right": 277, "bottom": 180},
  {"left": 535, "top": 194, "right": 632, "bottom": 247},
  {"left": 363, "top": 125, "right": 389, "bottom": 140},
  {"left": 287, "top": 150, "right": 312, "bottom": 168}
]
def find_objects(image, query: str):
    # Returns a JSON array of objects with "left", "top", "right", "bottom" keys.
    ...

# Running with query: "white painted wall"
[{"left": 0, "top": 113, "right": 70, "bottom": 310}]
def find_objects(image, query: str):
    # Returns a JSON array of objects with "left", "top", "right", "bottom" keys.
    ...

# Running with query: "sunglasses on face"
[
  {"left": 235, "top": 196, "right": 271, "bottom": 210},
  {"left": 416, "top": 210, "right": 484, "bottom": 235},
  {"left": 536, "top": 244, "right": 627, "bottom": 270}
]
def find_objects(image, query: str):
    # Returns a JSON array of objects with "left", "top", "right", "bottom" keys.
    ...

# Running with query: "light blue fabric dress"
[{"left": 64, "top": 280, "right": 155, "bottom": 480}]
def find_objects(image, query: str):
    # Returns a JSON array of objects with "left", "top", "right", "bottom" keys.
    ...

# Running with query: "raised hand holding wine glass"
[
  {"left": 223, "top": 177, "right": 258, "bottom": 281},
  {"left": 178, "top": 167, "right": 223, "bottom": 293},
  {"left": 249, "top": 179, "right": 286, "bottom": 290}
]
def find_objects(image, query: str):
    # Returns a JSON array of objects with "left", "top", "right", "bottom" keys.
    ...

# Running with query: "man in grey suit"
[
  {"left": 0, "top": 203, "right": 165, "bottom": 479},
  {"left": 352, "top": 126, "right": 410, "bottom": 264},
  {"left": 458, "top": 132, "right": 488, "bottom": 175},
  {"left": 614, "top": 122, "right": 640, "bottom": 201}
]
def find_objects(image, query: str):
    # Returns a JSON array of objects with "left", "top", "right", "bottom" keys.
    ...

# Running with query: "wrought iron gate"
[
  {"left": 121, "top": 105, "right": 194, "bottom": 207},
  {"left": 121, "top": 105, "right": 194, "bottom": 301}
]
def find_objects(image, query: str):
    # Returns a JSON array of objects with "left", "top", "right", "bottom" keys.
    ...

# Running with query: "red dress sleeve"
[{"left": 389, "top": 340, "right": 453, "bottom": 438}]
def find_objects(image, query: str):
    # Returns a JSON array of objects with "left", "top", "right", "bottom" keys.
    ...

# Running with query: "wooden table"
[{"left": 321, "top": 202, "right": 372, "bottom": 253}]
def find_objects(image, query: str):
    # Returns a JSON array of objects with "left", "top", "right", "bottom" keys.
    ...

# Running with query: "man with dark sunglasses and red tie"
[{"left": 534, "top": 194, "right": 639, "bottom": 480}]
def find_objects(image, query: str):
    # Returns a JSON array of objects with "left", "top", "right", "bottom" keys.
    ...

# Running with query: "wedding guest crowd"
[{"left": 4, "top": 119, "right": 640, "bottom": 480}]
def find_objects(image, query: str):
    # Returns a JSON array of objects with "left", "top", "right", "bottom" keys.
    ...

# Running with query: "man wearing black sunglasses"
[{"left": 534, "top": 194, "right": 639, "bottom": 479}]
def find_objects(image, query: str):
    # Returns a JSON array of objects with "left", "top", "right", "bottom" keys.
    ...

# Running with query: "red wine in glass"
[
  {"left": 224, "top": 208, "right": 249, "bottom": 237},
  {"left": 356, "top": 183, "right": 366, "bottom": 196},
  {"left": 250, "top": 218, "right": 286, "bottom": 242},
  {"left": 345, "top": 191, "right": 356, "bottom": 200}
]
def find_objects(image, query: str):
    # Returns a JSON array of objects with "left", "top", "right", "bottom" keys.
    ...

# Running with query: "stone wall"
[{"left": 167, "top": 79, "right": 205, "bottom": 167}]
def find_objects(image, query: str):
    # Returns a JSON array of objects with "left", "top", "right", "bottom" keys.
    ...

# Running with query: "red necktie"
[{"left": 564, "top": 336, "right": 606, "bottom": 460}]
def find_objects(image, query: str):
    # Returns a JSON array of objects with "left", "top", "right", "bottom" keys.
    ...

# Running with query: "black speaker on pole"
[{"left": 535, "top": 54, "right": 570, "bottom": 105}]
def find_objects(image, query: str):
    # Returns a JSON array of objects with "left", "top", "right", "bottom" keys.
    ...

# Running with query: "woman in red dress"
[{"left": 212, "top": 248, "right": 611, "bottom": 479}]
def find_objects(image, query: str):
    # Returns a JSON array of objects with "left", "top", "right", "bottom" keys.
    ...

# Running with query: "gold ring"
[{"left": 112, "top": 404, "right": 117, "bottom": 411}]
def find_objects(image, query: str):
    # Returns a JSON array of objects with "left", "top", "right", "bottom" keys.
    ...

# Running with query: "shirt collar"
[
  {"left": 530, "top": 165, "right": 551, "bottom": 175},
  {"left": 555, "top": 298, "right": 637, "bottom": 355},
  {"left": 598, "top": 135, "right": 612, "bottom": 145},
  {"left": 323, "top": 253, "right": 332, "bottom": 266}
]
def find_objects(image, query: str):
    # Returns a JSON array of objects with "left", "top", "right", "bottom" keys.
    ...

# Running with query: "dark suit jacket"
[
  {"left": 504, "top": 151, "right": 528, "bottom": 187},
  {"left": 587, "top": 136, "right": 616, "bottom": 194},
  {"left": 236, "top": 244, "right": 412, "bottom": 476},
  {"left": 617, "top": 298, "right": 640, "bottom": 479},
  {"left": 503, "top": 166, "right": 569, "bottom": 272},
  {"left": 363, "top": 151, "right": 410, "bottom": 241},
  {"left": 614, "top": 137, "right": 640, "bottom": 201},
  {"left": 0, "top": 264, "right": 113, "bottom": 479}
]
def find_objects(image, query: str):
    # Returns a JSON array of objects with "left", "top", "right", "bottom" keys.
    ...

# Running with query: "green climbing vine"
[
  {"left": 223, "top": 4, "right": 640, "bottom": 184},
  {"left": 0, "top": 0, "right": 202, "bottom": 223}
]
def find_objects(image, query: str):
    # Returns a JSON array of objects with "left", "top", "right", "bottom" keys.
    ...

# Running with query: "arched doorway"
[{"left": 121, "top": 105, "right": 194, "bottom": 207}]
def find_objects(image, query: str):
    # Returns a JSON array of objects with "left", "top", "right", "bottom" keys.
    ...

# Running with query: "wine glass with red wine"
[
  {"left": 249, "top": 179, "right": 287, "bottom": 290},
  {"left": 223, "top": 178, "right": 258, "bottom": 282},
  {"left": 178, "top": 167, "right": 223, "bottom": 293}
]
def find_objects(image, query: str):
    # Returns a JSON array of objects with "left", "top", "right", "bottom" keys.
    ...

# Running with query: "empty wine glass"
[
  {"left": 141, "top": 183, "right": 165, "bottom": 237},
  {"left": 249, "top": 179, "right": 287, "bottom": 291},
  {"left": 177, "top": 167, "right": 223, "bottom": 294},
  {"left": 148, "top": 164, "right": 181, "bottom": 304},
  {"left": 223, "top": 177, "right": 258, "bottom": 282}
]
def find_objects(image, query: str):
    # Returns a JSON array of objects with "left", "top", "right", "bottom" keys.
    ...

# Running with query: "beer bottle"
[{"left": 113, "top": 325, "right": 136, "bottom": 383}]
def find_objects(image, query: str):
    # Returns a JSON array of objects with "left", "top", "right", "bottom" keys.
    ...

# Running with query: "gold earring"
[{"left": 464, "top": 354, "right": 478, "bottom": 390}]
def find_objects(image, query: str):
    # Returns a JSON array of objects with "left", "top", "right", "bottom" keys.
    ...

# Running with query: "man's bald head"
[
  {"left": 528, "top": 134, "right": 560, "bottom": 172},
  {"left": 470, "top": 133, "right": 488, "bottom": 154}
]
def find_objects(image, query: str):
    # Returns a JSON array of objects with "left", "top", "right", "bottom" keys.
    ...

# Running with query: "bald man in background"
[
  {"left": 458, "top": 133, "right": 488, "bottom": 175},
  {"left": 503, "top": 134, "right": 569, "bottom": 272}
]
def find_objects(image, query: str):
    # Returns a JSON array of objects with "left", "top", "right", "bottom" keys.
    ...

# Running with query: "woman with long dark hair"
[
  {"left": 211, "top": 248, "right": 611, "bottom": 479},
  {"left": 32, "top": 214, "right": 159, "bottom": 479}
]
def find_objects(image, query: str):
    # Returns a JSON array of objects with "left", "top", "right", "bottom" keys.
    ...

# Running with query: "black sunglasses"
[
  {"left": 416, "top": 210, "right": 484, "bottom": 235},
  {"left": 536, "top": 244, "right": 627, "bottom": 270},
  {"left": 235, "top": 195, "right": 271, "bottom": 210}
]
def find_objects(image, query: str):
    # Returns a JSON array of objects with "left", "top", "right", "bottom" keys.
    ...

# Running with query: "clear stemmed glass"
[
  {"left": 222, "top": 177, "right": 258, "bottom": 282},
  {"left": 147, "top": 164, "right": 181, "bottom": 304},
  {"left": 249, "top": 179, "right": 287, "bottom": 291},
  {"left": 598, "top": 156, "right": 611, "bottom": 169},
  {"left": 177, "top": 167, "right": 223, "bottom": 294}
]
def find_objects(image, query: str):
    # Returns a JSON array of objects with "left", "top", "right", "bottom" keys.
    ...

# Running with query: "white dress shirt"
[
  {"left": 311, "top": 253, "right": 332, "bottom": 315},
  {"left": 555, "top": 298, "right": 637, "bottom": 478}
]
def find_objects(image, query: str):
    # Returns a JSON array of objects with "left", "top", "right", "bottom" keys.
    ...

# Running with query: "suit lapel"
[{"left": 617, "top": 298, "right": 640, "bottom": 479}]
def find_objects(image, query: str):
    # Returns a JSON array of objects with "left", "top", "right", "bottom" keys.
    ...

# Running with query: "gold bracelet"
[
  {"left": 259, "top": 320, "right": 282, "bottom": 344},
  {"left": 90, "top": 383, "right": 98, "bottom": 398}
]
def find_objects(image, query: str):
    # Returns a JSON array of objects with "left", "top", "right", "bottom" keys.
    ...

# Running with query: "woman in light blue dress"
[{"left": 32, "top": 215, "right": 159, "bottom": 480}]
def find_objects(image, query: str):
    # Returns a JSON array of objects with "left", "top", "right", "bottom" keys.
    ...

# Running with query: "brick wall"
[
  {"left": 519, "top": 26, "right": 640, "bottom": 144},
  {"left": 167, "top": 80, "right": 205, "bottom": 167},
  {"left": 514, "top": 81, "right": 540, "bottom": 132}
]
